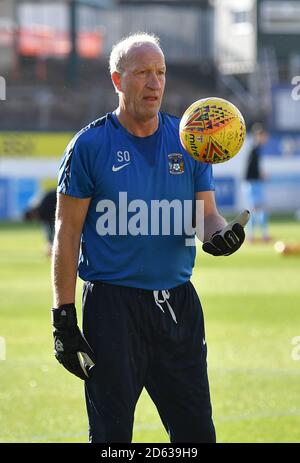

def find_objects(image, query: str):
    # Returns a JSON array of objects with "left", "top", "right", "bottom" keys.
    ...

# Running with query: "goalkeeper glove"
[
  {"left": 52, "top": 303, "right": 95, "bottom": 380},
  {"left": 202, "top": 210, "right": 250, "bottom": 256}
]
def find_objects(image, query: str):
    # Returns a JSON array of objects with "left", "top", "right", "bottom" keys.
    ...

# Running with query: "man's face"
[
  {"left": 256, "top": 131, "right": 268, "bottom": 145},
  {"left": 118, "top": 44, "right": 166, "bottom": 122}
]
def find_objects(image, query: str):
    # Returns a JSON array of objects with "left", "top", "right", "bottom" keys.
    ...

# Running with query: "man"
[
  {"left": 244, "top": 123, "right": 270, "bottom": 242},
  {"left": 51, "top": 33, "right": 248, "bottom": 443},
  {"left": 24, "top": 188, "right": 57, "bottom": 256}
]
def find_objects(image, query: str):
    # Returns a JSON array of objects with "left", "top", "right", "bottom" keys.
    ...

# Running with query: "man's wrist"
[{"left": 53, "top": 303, "right": 75, "bottom": 310}]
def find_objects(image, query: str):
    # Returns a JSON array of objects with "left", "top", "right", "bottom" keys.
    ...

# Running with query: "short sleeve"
[
  {"left": 194, "top": 161, "right": 215, "bottom": 192},
  {"left": 57, "top": 136, "right": 95, "bottom": 198}
]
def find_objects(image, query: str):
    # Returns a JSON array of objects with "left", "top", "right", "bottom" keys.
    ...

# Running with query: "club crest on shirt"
[{"left": 168, "top": 153, "right": 184, "bottom": 175}]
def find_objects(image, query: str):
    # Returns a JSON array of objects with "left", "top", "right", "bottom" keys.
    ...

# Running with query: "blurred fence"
[
  {"left": 98, "top": 6, "right": 214, "bottom": 64},
  {"left": 16, "top": 3, "right": 214, "bottom": 63}
]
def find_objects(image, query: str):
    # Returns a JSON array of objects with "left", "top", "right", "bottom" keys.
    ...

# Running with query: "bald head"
[{"left": 109, "top": 33, "right": 164, "bottom": 75}]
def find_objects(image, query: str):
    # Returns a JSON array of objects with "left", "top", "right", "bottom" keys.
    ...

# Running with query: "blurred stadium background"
[
  {"left": 1, "top": 0, "right": 300, "bottom": 216},
  {"left": 1, "top": 0, "right": 300, "bottom": 443}
]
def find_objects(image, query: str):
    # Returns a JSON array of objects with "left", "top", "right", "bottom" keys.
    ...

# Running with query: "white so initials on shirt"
[{"left": 112, "top": 150, "right": 131, "bottom": 172}]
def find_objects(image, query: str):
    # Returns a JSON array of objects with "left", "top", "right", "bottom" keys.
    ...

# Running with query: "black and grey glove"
[
  {"left": 52, "top": 303, "right": 95, "bottom": 380},
  {"left": 202, "top": 210, "right": 250, "bottom": 256}
]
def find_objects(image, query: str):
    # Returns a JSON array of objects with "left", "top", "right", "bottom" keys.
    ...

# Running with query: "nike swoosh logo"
[{"left": 112, "top": 162, "right": 131, "bottom": 172}]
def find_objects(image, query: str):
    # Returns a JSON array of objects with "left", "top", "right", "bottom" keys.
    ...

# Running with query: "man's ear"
[{"left": 111, "top": 71, "right": 122, "bottom": 93}]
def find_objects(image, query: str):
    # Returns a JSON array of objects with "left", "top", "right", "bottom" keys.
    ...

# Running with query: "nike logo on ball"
[{"left": 112, "top": 163, "right": 131, "bottom": 172}]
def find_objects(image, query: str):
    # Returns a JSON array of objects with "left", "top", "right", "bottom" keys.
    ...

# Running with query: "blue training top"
[{"left": 57, "top": 111, "right": 215, "bottom": 290}]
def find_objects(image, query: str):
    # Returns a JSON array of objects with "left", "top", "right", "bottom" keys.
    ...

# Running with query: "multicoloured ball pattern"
[{"left": 179, "top": 97, "right": 246, "bottom": 164}]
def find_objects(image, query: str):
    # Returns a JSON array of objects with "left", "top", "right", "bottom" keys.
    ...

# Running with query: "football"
[{"left": 179, "top": 97, "right": 246, "bottom": 164}]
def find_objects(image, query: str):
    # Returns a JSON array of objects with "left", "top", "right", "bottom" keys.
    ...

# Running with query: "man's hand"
[
  {"left": 52, "top": 304, "right": 95, "bottom": 380},
  {"left": 202, "top": 210, "right": 250, "bottom": 256}
]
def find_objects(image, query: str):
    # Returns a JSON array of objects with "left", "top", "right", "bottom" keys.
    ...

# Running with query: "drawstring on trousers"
[{"left": 153, "top": 290, "right": 178, "bottom": 324}]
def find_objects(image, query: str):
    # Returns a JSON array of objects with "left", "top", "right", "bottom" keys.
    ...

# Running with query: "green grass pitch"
[{"left": 0, "top": 218, "right": 300, "bottom": 443}]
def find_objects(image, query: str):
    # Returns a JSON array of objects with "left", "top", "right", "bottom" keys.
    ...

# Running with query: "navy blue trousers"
[{"left": 82, "top": 280, "right": 216, "bottom": 443}]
